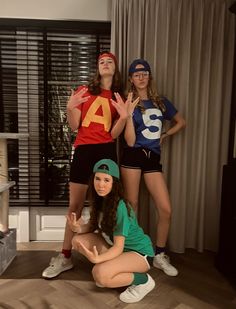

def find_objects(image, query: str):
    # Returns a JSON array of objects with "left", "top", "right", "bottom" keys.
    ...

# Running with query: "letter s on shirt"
[{"left": 141, "top": 109, "right": 162, "bottom": 140}]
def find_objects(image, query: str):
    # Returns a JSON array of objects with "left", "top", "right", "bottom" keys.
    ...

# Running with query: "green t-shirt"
[{"left": 112, "top": 199, "right": 154, "bottom": 257}]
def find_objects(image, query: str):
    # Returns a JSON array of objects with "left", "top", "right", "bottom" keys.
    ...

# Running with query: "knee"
[
  {"left": 92, "top": 265, "right": 103, "bottom": 283},
  {"left": 159, "top": 206, "right": 172, "bottom": 221},
  {"left": 123, "top": 191, "right": 138, "bottom": 211},
  {"left": 128, "top": 199, "right": 139, "bottom": 211},
  {"left": 166, "top": 207, "right": 172, "bottom": 219},
  {"left": 92, "top": 265, "right": 111, "bottom": 287},
  {"left": 72, "top": 235, "right": 81, "bottom": 251}
]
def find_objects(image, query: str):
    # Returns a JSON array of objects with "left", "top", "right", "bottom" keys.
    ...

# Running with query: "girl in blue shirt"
[{"left": 121, "top": 59, "right": 186, "bottom": 276}]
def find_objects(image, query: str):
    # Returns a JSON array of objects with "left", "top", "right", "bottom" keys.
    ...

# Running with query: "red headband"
[{"left": 98, "top": 52, "right": 117, "bottom": 64}]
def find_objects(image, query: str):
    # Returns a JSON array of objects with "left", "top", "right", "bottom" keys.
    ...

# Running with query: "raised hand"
[
  {"left": 67, "top": 87, "right": 90, "bottom": 111},
  {"left": 110, "top": 92, "right": 129, "bottom": 120},
  {"left": 78, "top": 241, "right": 100, "bottom": 263},
  {"left": 66, "top": 212, "right": 86, "bottom": 234},
  {"left": 126, "top": 92, "right": 140, "bottom": 117}
]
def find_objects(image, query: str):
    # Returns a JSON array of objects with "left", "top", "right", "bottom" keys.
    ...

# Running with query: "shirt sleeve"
[
  {"left": 113, "top": 200, "right": 131, "bottom": 237},
  {"left": 163, "top": 97, "right": 178, "bottom": 120}
]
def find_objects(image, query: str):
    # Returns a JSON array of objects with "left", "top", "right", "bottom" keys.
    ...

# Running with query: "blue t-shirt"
[{"left": 132, "top": 98, "right": 177, "bottom": 154}]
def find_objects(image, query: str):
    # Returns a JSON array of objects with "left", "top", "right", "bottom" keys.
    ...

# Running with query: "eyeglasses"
[{"left": 132, "top": 71, "right": 150, "bottom": 80}]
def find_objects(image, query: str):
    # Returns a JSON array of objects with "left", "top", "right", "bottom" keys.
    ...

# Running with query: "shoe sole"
[
  {"left": 153, "top": 261, "right": 178, "bottom": 276},
  {"left": 42, "top": 264, "right": 74, "bottom": 279}
]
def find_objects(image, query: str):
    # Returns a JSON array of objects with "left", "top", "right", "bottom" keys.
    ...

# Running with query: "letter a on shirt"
[{"left": 82, "top": 97, "right": 111, "bottom": 132}]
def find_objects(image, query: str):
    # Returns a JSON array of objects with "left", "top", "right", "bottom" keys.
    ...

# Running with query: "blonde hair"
[{"left": 127, "top": 74, "right": 166, "bottom": 113}]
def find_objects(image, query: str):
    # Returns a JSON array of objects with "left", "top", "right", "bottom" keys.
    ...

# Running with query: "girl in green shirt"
[{"left": 67, "top": 158, "right": 155, "bottom": 304}]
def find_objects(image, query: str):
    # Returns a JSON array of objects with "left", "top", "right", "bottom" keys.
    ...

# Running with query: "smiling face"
[
  {"left": 94, "top": 172, "right": 113, "bottom": 197},
  {"left": 130, "top": 64, "right": 150, "bottom": 90},
  {"left": 98, "top": 56, "right": 116, "bottom": 77}
]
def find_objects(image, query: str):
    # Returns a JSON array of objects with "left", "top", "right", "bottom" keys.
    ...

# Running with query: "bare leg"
[
  {"left": 121, "top": 167, "right": 141, "bottom": 211},
  {"left": 41, "top": 182, "right": 88, "bottom": 278},
  {"left": 63, "top": 182, "right": 88, "bottom": 250},
  {"left": 93, "top": 252, "right": 150, "bottom": 288},
  {"left": 144, "top": 173, "right": 178, "bottom": 276},
  {"left": 72, "top": 232, "right": 110, "bottom": 255},
  {"left": 72, "top": 232, "right": 156, "bottom": 302},
  {"left": 144, "top": 172, "right": 171, "bottom": 247},
  {"left": 72, "top": 233, "right": 149, "bottom": 287}
]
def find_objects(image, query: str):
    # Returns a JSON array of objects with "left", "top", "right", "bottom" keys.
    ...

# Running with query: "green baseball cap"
[{"left": 93, "top": 159, "right": 120, "bottom": 179}]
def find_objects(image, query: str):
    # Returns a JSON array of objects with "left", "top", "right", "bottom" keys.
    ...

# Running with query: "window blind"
[{"left": 0, "top": 19, "right": 111, "bottom": 207}]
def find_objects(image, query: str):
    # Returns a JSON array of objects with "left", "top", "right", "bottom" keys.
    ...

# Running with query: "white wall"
[{"left": 0, "top": 0, "right": 111, "bottom": 21}]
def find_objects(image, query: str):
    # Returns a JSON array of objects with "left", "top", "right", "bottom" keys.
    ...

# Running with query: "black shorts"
[
  {"left": 70, "top": 142, "right": 117, "bottom": 184},
  {"left": 120, "top": 147, "right": 162, "bottom": 173}
]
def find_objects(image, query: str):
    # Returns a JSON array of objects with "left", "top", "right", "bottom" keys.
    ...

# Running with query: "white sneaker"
[
  {"left": 119, "top": 274, "right": 155, "bottom": 303},
  {"left": 153, "top": 252, "right": 178, "bottom": 276},
  {"left": 42, "top": 253, "right": 73, "bottom": 279}
]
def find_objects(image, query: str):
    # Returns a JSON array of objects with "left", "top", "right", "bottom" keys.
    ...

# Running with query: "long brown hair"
[
  {"left": 88, "top": 51, "right": 123, "bottom": 97},
  {"left": 87, "top": 174, "right": 131, "bottom": 236}
]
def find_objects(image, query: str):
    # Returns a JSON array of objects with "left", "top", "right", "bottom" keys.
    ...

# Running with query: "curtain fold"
[{"left": 111, "top": 0, "right": 235, "bottom": 252}]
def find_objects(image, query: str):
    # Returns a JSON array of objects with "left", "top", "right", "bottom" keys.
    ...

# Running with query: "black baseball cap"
[{"left": 128, "top": 59, "right": 151, "bottom": 75}]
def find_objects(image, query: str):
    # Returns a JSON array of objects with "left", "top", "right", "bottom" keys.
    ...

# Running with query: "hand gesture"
[
  {"left": 78, "top": 241, "right": 100, "bottom": 263},
  {"left": 67, "top": 87, "right": 90, "bottom": 111},
  {"left": 110, "top": 92, "right": 129, "bottom": 120},
  {"left": 66, "top": 212, "right": 86, "bottom": 234},
  {"left": 126, "top": 92, "right": 140, "bottom": 117}
]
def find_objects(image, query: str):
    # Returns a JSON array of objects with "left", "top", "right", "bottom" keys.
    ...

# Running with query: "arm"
[
  {"left": 78, "top": 235, "right": 125, "bottom": 263},
  {"left": 110, "top": 93, "right": 128, "bottom": 139},
  {"left": 111, "top": 92, "right": 139, "bottom": 143},
  {"left": 67, "top": 105, "right": 81, "bottom": 132},
  {"left": 124, "top": 116, "right": 136, "bottom": 146},
  {"left": 110, "top": 118, "right": 127, "bottom": 140},
  {"left": 66, "top": 87, "right": 90, "bottom": 131},
  {"left": 161, "top": 112, "right": 186, "bottom": 143},
  {"left": 123, "top": 92, "right": 140, "bottom": 146}
]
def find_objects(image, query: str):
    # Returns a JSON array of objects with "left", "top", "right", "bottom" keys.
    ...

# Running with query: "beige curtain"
[{"left": 111, "top": 0, "right": 235, "bottom": 253}]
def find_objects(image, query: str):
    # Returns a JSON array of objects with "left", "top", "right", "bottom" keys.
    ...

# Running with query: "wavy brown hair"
[
  {"left": 127, "top": 72, "right": 166, "bottom": 113},
  {"left": 87, "top": 174, "right": 131, "bottom": 237},
  {"left": 88, "top": 51, "right": 123, "bottom": 98}
]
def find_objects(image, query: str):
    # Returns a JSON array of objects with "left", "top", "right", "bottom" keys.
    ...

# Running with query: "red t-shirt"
[{"left": 74, "top": 86, "right": 118, "bottom": 147}]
